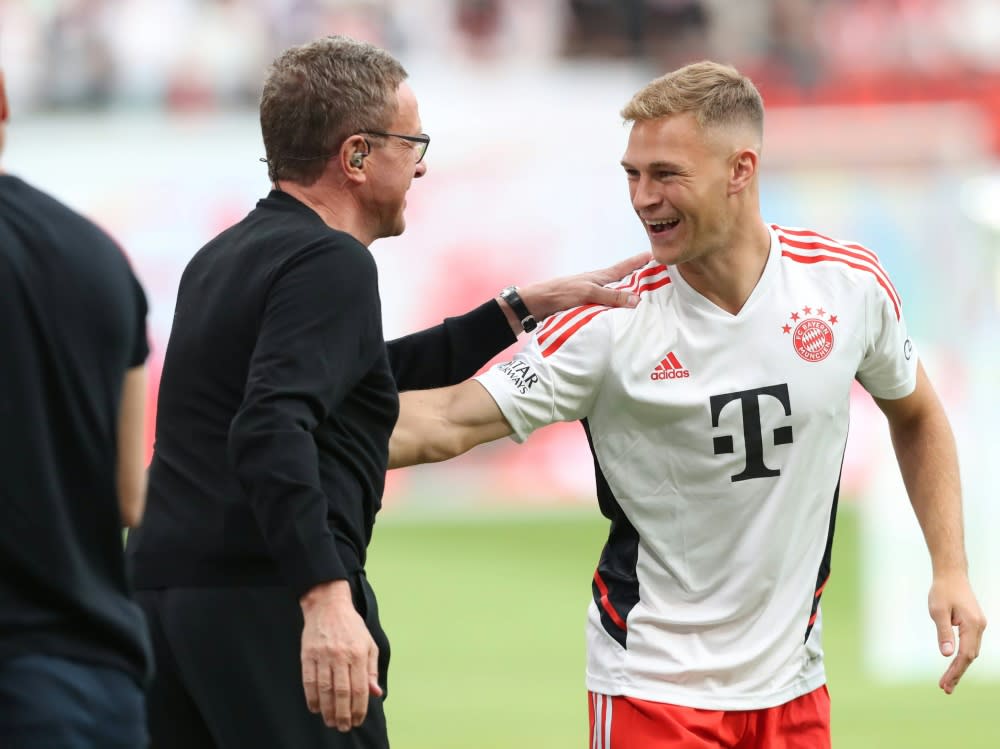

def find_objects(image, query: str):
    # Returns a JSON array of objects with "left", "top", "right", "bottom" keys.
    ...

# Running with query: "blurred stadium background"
[{"left": 3, "top": 0, "right": 998, "bottom": 746}]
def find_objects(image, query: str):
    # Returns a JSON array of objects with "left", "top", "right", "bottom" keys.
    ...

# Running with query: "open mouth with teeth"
[{"left": 648, "top": 218, "right": 680, "bottom": 235}]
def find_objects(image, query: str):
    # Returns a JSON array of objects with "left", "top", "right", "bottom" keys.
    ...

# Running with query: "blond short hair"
[{"left": 621, "top": 61, "right": 763, "bottom": 138}]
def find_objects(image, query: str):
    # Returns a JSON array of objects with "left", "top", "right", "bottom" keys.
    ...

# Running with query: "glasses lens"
[{"left": 416, "top": 136, "right": 429, "bottom": 163}]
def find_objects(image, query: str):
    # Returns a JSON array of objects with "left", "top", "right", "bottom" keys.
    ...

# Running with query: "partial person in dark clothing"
[
  {"left": 125, "top": 35, "right": 647, "bottom": 749},
  {"left": 0, "top": 69, "right": 151, "bottom": 748}
]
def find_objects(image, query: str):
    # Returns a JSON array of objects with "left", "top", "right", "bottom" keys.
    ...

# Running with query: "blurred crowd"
[{"left": 2, "top": 0, "right": 1000, "bottom": 112}]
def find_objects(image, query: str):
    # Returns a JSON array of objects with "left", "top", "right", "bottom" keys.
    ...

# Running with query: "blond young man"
[{"left": 390, "top": 61, "right": 986, "bottom": 748}]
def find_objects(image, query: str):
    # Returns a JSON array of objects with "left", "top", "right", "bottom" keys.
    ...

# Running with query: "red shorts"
[{"left": 588, "top": 685, "right": 830, "bottom": 749}]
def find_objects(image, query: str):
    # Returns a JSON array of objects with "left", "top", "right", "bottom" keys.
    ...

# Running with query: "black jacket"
[{"left": 127, "top": 191, "right": 515, "bottom": 596}]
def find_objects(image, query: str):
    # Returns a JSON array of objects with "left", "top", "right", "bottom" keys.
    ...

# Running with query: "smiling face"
[
  {"left": 363, "top": 82, "right": 427, "bottom": 240},
  {"left": 621, "top": 112, "right": 742, "bottom": 267}
]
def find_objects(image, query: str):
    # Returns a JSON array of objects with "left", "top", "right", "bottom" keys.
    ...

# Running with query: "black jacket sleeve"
[
  {"left": 386, "top": 300, "right": 516, "bottom": 390},
  {"left": 227, "top": 240, "right": 382, "bottom": 596}
]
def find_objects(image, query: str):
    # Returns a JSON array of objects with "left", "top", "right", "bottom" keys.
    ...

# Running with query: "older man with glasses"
[{"left": 125, "top": 35, "right": 646, "bottom": 749}]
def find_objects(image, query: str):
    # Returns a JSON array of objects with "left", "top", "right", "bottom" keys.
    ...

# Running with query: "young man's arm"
[
  {"left": 116, "top": 364, "right": 148, "bottom": 528},
  {"left": 389, "top": 381, "right": 513, "bottom": 469},
  {"left": 874, "top": 362, "right": 987, "bottom": 694}
]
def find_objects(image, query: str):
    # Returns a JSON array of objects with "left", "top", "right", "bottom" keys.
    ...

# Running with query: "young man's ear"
[{"left": 729, "top": 148, "right": 758, "bottom": 196}]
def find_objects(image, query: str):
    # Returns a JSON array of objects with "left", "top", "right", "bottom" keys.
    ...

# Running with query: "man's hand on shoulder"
[
  {"left": 300, "top": 580, "right": 382, "bottom": 732},
  {"left": 498, "top": 251, "right": 651, "bottom": 335}
]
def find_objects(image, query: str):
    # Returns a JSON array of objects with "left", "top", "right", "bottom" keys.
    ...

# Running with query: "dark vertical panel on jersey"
[
  {"left": 582, "top": 419, "right": 640, "bottom": 649},
  {"left": 804, "top": 466, "right": 844, "bottom": 643}
]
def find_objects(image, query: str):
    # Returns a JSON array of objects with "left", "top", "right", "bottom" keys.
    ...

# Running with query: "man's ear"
[
  {"left": 340, "top": 134, "right": 370, "bottom": 179},
  {"left": 729, "top": 147, "right": 758, "bottom": 196}
]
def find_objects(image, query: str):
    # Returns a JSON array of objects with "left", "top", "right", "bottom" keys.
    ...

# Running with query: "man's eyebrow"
[{"left": 619, "top": 160, "right": 683, "bottom": 170}]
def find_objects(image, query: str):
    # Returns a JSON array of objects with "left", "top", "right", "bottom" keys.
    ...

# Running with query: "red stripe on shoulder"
[
  {"left": 537, "top": 304, "right": 598, "bottom": 346},
  {"left": 636, "top": 275, "right": 671, "bottom": 294},
  {"left": 772, "top": 225, "right": 877, "bottom": 261},
  {"left": 541, "top": 307, "right": 610, "bottom": 358},
  {"left": 630, "top": 263, "right": 669, "bottom": 285},
  {"left": 774, "top": 229, "right": 901, "bottom": 320},
  {"left": 536, "top": 262, "right": 668, "bottom": 346},
  {"left": 781, "top": 249, "right": 901, "bottom": 320},
  {"left": 774, "top": 225, "right": 887, "bottom": 269}
]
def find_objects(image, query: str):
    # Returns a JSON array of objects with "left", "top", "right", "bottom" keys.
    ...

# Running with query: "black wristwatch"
[{"left": 499, "top": 286, "right": 538, "bottom": 333}]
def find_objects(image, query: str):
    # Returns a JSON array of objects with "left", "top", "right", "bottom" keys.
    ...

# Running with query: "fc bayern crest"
[{"left": 781, "top": 305, "right": 837, "bottom": 362}]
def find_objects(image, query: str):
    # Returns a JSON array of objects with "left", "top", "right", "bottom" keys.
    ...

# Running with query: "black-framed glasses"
[{"left": 363, "top": 130, "right": 430, "bottom": 164}]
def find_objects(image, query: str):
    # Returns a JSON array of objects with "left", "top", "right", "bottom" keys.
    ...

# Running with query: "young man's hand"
[{"left": 929, "top": 572, "right": 987, "bottom": 694}]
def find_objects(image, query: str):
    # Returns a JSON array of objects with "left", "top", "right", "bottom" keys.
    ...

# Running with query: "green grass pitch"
[{"left": 367, "top": 504, "right": 998, "bottom": 749}]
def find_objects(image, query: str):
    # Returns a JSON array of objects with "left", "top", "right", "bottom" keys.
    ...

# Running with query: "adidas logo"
[{"left": 650, "top": 352, "right": 690, "bottom": 381}]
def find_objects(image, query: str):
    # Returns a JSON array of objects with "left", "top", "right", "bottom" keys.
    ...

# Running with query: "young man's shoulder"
[
  {"left": 771, "top": 224, "right": 887, "bottom": 267},
  {"left": 771, "top": 224, "right": 905, "bottom": 324},
  {"left": 771, "top": 223, "right": 897, "bottom": 288}
]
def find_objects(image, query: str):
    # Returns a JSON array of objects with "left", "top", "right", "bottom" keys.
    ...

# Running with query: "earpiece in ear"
[{"left": 350, "top": 152, "right": 365, "bottom": 168}]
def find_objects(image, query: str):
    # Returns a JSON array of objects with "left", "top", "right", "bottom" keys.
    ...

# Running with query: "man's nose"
[{"left": 632, "top": 177, "right": 660, "bottom": 209}]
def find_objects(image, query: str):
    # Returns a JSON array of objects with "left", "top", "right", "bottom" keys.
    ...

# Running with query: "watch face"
[{"left": 523, "top": 317, "right": 537, "bottom": 333}]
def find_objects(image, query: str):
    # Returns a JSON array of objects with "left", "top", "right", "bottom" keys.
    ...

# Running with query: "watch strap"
[{"left": 499, "top": 286, "right": 538, "bottom": 333}]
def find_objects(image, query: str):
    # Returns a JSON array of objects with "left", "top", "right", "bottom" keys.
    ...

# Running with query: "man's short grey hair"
[{"left": 260, "top": 35, "right": 408, "bottom": 185}]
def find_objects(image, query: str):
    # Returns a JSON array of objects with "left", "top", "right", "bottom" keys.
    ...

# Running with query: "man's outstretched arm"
[
  {"left": 386, "top": 252, "right": 650, "bottom": 391},
  {"left": 389, "top": 381, "right": 513, "bottom": 469},
  {"left": 494, "top": 251, "right": 650, "bottom": 336},
  {"left": 875, "top": 361, "right": 987, "bottom": 695}
]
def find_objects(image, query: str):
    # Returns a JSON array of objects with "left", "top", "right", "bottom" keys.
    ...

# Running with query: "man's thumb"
[
  {"left": 605, "top": 288, "right": 639, "bottom": 308},
  {"left": 935, "top": 614, "right": 955, "bottom": 656},
  {"left": 368, "top": 648, "right": 383, "bottom": 696}
]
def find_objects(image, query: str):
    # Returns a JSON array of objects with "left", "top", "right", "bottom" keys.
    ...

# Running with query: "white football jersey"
[{"left": 476, "top": 224, "right": 917, "bottom": 710}]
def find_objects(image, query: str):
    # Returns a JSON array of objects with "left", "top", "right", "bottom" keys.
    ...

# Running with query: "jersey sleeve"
[
  {"left": 475, "top": 306, "right": 614, "bottom": 443},
  {"left": 855, "top": 274, "right": 917, "bottom": 400}
]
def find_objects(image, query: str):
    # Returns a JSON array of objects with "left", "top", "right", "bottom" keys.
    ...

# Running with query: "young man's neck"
[{"left": 677, "top": 217, "right": 772, "bottom": 315}]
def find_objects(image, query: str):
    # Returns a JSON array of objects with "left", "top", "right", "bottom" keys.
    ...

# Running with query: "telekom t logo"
[{"left": 710, "top": 384, "right": 793, "bottom": 482}]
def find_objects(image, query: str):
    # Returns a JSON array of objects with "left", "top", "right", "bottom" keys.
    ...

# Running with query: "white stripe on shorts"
[
  {"left": 591, "top": 693, "right": 600, "bottom": 749},
  {"left": 591, "top": 693, "right": 613, "bottom": 749},
  {"left": 604, "top": 695, "right": 613, "bottom": 748}
]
